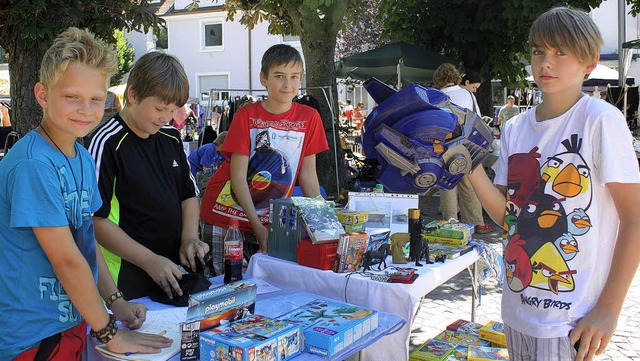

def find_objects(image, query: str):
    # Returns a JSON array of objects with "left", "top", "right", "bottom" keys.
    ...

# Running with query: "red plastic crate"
[{"left": 297, "top": 239, "right": 338, "bottom": 270}]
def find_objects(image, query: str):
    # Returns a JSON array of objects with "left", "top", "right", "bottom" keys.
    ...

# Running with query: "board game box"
[
  {"left": 187, "top": 280, "right": 257, "bottom": 331},
  {"left": 434, "top": 330, "right": 490, "bottom": 347},
  {"left": 333, "top": 232, "right": 368, "bottom": 273},
  {"left": 276, "top": 298, "right": 378, "bottom": 357},
  {"left": 446, "top": 319, "right": 484, "bottom": 336},
  {"left": 423, "top": 220, "right": 474, "bottom": 240},
  {"left": 467, "top": 346, "right": 509, "bottom": 361},
  {"left": 365, "top": 228, "right": 391, "bottom": 252},
  {"left": 445, "top": 345, "right": 469, "bottom": 361},
  {"left": 478, "top": 320, "right": 506, "bottom": 348},
  {"left": 409, "top": 339, "right": 457, "bottom": 361},
  {"left": 200, "top": 315, "right": 302, "bottom": 361}
]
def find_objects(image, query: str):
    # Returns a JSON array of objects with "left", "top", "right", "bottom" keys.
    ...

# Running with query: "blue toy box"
[
  {"left": 200, "top": 315, "right": 303, "bottom": 361},
  {"left": 187, "top": 280, "right": 257, "bottom": 331},
  {"left": 277, "top": 299, "right": 379, "bottom": 357}
]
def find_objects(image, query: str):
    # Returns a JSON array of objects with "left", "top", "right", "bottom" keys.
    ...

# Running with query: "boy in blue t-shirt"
[{"left": 0, "top": 28, "right": 171, "bottom": 360}]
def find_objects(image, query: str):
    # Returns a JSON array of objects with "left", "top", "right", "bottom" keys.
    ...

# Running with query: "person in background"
[
  {"left": 88, "top": 51, "right": 209, "bottom": 301},
  {"left": 344, "top": 99, "right": 354, "bottom": 125},
  {"left": 432, "top": 63, "right": 494, "bottom": 234},
  {"left": 460, "top": 69, "right": 482, "bottom": 114},
  {"left": 497, "top": 95, "right": 519, "bottom": 131},
  {"left": 188, "top": 131, "right": 228, "bottom": 178},
  {"left": 0, "top": 27, "right": 171, "bottom": 360},
  {"left": 468, "top": 7, "right": 640, "bottom": 360},
  {"left": 353, "top": 102, "right": 365, "bottom": 129},
  {"left": 199, "top": 44, "right": 329, "bottom": 276}
]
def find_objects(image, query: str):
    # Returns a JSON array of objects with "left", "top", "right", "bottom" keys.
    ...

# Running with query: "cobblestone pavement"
[{"left": 410, "top": 195, "right": 640, "bottom": 360}]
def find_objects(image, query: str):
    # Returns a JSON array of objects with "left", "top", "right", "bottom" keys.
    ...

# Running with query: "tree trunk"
[
  {"left": 7, "top": 35, "right": 44, "bottom": 135},
  {"left": 297, "top": 6, "right": 347, "bottom": 199}
]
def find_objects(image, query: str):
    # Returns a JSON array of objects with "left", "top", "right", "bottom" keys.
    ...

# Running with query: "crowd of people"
[{"left": 1, "top": 5, "right": 640, "bottom": 361}]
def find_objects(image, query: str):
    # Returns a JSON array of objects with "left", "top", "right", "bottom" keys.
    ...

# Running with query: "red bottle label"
[{"left": 226, "top": 243, "right": 243, "bottom": 260}]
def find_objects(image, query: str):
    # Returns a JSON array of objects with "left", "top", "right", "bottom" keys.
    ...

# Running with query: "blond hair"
[
  {"left": 529, "top": 6, "right": 603, "bottom": 64},
  {"left": 214, "top": 131, "right": 228, "bottom": 146},
  {"left": 40, "top": 27, "right": 117, "bottom": 88},
  {"left": 124, "top": 51, "right": 189, "bottom": 107},
  {"left": 432, "top": 63, "right": 462, "bottom": 89}
]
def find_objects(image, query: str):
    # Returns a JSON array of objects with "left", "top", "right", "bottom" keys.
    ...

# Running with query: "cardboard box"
[
  {"left": 200, "top": 315, "right": 302, "bottom": 361},
  {"left": 296, "top": 239, "right": 338, "bottom": 270},
  {"left": 467, "top": 346, "right": 509, "bottom": 361},
  {"left": 365, "top": 228, "right": 391, "bottom": 252},
  {"left": 478, "top": 320, "right": 506, "bottom": 348},
  {"left": 424, "top": 221, "right": 474, "bottom": 241},
  {"left": 187, "top": 281, "right": 257, "bottom": 331},
  {"left": 336, "top": 210, "right": 369, "bottom": 225},
  {"left": 446, "top": 319, "right": 483, "bottom": 336},
  {"left": 409, "top": 339, "right": 456, "bottom": 361},
  {"left": 434, "top": 330, "right": 490, "bottom": 347},
  {"left": 268, "top": 198, "right": 307, "bottom": 262},
  {"left": 423, "top": 235, "right": 469, "bottom": 246},
  {"left": 333, "top": 232, "right": 368, "bottom": 273},
  {"left": 277, "top": 298, "right": 378, "bottom": 357},
  {"left": 343, "top": 223, "right": 366, "bottom": 233}
]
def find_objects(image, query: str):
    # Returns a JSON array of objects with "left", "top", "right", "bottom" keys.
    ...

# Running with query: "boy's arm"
[
  {"left": 179, "top": 196, "right": 209, "bottom": 272},
  {"left": 297, "top": 154, "right": 321, "bottom": 198},
  {"left": 229, "top": 152, "right": 268, "bottom": 253},
  {"left": 467, "top": 166, "right": 508, "bottom": 226},
  {"left": 93, "top": 217, "right": 184, "bottom": 299},
  {"left": 34, "top": 226, "right": 171, "bottom": 354},
  {"left": 570, "top": 182, "right": 640, "bottom": 361},
  {"left": 95, "top": 246, "right": 144, "bottom": 330}
]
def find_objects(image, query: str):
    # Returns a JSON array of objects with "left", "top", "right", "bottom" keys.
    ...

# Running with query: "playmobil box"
[
  {"left": 277, "top": 299, "right": 378, "bottom": 357},
  {"left": 187, "top": 280, "right": 257, "bottom": 331},
  {"left": 467, "top": 346, "right": 509, "bottom": 361},
  {"left": 333, "top": 232, "right": 368, "bottom": 273},
  {"left": 423, "top": 235, "right": 470, "bottom": 246},
  {"left": 200, "top": 315, "right": 302, "bottom": 361},
  {"left": 424, "top": 220, "right": 474, "bottom": 240}
]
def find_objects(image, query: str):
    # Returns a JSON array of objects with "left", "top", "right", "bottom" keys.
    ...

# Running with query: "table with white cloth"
[
  {"left": 84, "top": 275, "right": 404, "bottom": 361},
  {"left": 246, "top": 251, "right": 480, "bottom": 361}
]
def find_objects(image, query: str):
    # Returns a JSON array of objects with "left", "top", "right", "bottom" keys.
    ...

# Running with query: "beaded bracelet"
[
  {"left": 90, "top": 314, "right": 118, "bottom": 344},
  {"left": 105, "top": 291, "right": 124, "bottom": 309}
]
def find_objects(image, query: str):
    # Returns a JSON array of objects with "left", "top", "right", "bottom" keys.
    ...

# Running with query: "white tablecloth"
[{"left": 246, "top": 251, "right": 479, "bottom": 361}]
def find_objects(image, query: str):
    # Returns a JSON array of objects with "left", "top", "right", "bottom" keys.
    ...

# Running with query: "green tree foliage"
[
  {"left": 224, "top": 0, "right": 362, "bottom": 196},
  {"left": 335, "top": 0, "right": 387, "bottom": 61},
  {"left": 0, "top": 0, "right": 163, "bottom": 133},
  {"left": 378, "top": 0, "right": 603, "bottom": 115},
  {"left": 112, "top": 30, "right": 135, "bottom": 87}
]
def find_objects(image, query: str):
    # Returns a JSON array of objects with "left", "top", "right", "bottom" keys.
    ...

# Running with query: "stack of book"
[{"left": 410, "top": 319, "right": 508, "bottom": 361}]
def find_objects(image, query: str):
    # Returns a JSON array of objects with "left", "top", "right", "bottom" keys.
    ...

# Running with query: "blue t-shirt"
[
  {"left": 187, "top": 143, "right": 227, "bottom": 177},
  {"left": 0, "top": 131, "right": 102, "bottom": 359}
]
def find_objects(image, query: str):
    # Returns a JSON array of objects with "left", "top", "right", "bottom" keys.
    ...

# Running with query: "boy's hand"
[
  {"left": 570, "top": 305, "right": 617, "bottom": 361},
  {"left": 110, "top": 300, "right": 146, "bottom": 330},
  {"left": 255, "top": 224, "right": 268, "bottom": 254},
  {"left": 180, "top": 239, "right": 210, "bottom": 272},
  {"left": 106, "top": 329, "right": 173, "bottom": 355},
  {"left": 142, "top": 255, "right": 184, "bottom": 299}
]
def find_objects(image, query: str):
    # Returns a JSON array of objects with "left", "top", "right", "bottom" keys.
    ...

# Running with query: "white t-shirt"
[
  {"left": 495, "top": 95, "right": 640, "bottom": 338},
  {"left": 442, "top": 85, "right": 480, "bottom": 115}
]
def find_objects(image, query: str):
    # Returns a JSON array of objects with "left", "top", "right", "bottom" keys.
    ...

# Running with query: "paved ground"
[{"left": 409, "top": 195, "right": 640, "bottom": 360}]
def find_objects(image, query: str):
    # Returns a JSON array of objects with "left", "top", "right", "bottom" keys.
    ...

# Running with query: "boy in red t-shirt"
[{"left": 200, "top": 44, "right": 329, "bottom": 275}]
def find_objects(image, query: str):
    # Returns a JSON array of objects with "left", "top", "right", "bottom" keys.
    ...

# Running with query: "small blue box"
[
  {"left": 277, "top": 299, "right": 379, "bottom": 357},
  {"left": 200, "top": 315, "right": 303, "bottom": 361}
]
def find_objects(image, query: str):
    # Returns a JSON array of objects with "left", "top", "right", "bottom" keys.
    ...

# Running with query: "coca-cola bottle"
[{"left": 223, "top": 218, "right": 243, "bottom": 284}]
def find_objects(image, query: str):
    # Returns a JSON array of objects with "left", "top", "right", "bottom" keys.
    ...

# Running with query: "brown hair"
[
  {"left": 260, "top": 44, "right": 303, "bottom": 76},
  {"left": 124, "top": 51, "right": 189, "bottom": 107},
  {"left": 432, "top": 63, "right": 462, "bottom": 89},
  {"left": 529, "top": 6, "right": 603, "bottom": 64}
]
